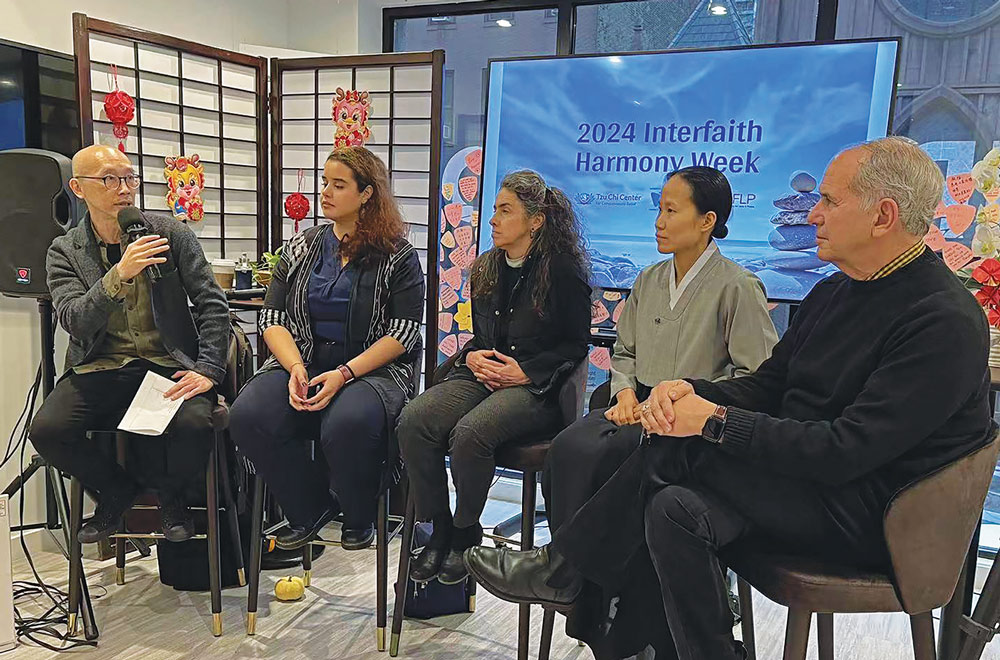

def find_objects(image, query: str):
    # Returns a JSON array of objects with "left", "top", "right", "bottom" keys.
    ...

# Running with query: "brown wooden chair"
[{"left": 732, "top": 432, "right": 1000, "bottom": 660}]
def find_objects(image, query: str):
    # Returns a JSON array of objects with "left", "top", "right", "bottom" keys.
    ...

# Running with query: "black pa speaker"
[{"left": 0, "top": 149, "right": 80, "bottom": 298}]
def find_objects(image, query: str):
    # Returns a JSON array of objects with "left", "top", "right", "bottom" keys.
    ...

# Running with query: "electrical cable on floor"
[{"left": 8, "top": 363, "right": 97, "bottom": 650}]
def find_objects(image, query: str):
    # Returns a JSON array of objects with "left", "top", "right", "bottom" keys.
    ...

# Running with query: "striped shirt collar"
[{"left": 866, "top": 242, "right": 926, "bottom": 281}]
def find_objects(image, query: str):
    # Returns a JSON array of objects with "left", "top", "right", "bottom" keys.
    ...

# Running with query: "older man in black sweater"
[{"left": 465, "top": 136, "right": 994, "bottom": 659}]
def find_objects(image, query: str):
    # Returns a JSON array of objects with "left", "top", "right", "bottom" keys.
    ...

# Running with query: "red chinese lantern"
[
  {"left": 284, "top": 169, "right": 310, "bottom": 233},
  {"left": 103, "top": 65, "right": 135, "bottom": 153}
]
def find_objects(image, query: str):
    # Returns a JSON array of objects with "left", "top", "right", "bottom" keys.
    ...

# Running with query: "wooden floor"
[{"left": 10, "top": 529, "right": 1000, "bottom": 660}]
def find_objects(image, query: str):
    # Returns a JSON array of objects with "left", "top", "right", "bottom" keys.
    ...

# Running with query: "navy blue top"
[{"left": 308, "top": 229, "right": 355, "bottom": 345}]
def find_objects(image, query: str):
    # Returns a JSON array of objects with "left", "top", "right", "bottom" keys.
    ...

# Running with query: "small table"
[{"left": 228, "top": 297, "right": 264, "bottom": 312}]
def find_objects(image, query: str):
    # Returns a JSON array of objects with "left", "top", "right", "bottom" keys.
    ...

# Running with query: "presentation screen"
[{"left": 479, "top": 39, "right": 900, "bottom": 301}]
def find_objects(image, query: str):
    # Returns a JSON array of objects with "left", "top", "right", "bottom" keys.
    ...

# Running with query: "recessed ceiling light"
[
  {"left": 709, "top": 2, "right": 729, "bottom": 15},
  {"left": 496, "top": 18, "right": 512, "bottom": 27}
]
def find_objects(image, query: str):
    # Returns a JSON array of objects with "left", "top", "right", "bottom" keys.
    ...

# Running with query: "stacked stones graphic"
[{"left": 752, "top": 171, "right": 833, "bottom": 300}]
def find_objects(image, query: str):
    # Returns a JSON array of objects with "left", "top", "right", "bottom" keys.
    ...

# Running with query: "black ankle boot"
[
  {"left": 438, "top": 523, "right": 482, "bottom": 585},
  {"left": 409, "top": 514, "right": 453, "bottom": 583},
  {"left": 79, "top": 482, "right": 140, "bottom": 544},
  {"left": 159, "top": 493, "right": 195, "bottom": 543}
]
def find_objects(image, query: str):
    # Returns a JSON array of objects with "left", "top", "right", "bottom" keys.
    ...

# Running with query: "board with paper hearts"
[{"left": 437, "top": 146, "right": 483, "bottom": 363}]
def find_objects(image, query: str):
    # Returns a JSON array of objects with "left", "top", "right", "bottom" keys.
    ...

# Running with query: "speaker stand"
[{"left": 2, "top": 298, "right": 98, "bottom": 640}]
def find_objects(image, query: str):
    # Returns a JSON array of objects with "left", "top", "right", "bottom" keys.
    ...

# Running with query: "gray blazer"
[{"left": 46, "top": 211, "right": 230, "bottom": 384}]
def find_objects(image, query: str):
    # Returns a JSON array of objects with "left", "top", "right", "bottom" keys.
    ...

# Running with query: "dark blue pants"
[{"left": 230, "top": 365, "right": 387, "bottom": 528}]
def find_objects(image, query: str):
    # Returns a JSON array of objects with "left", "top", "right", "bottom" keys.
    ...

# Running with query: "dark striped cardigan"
[{"left": 254, "top": 223, "right": 425, "bottom": 478}]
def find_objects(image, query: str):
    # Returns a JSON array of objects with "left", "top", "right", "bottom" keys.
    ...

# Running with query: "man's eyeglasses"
[{"left": 76, "top": 174, "right": 142, "bottom": 191}]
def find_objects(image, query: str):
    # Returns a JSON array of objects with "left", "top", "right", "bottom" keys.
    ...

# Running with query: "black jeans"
[
  {"left": 29, "top": 360, "right": 215, "bottom": 499},
  {"left": 230, "top": 364, "right": 387, "bottom": 528},
  {"left": 396, "top": 376, "right": 561, "bottom": 528},
  {"left": 552, "top": 437, "right": 888, "bottom": 660}
]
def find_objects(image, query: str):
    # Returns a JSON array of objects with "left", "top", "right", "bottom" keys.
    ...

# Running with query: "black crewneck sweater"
[{"left": 694, "top": 249, "right": 994, "bottom": 537}]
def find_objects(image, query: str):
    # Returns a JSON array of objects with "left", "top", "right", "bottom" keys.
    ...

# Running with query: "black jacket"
[{"left": 456, "top": 250, "right": 591, "bottom": 395}]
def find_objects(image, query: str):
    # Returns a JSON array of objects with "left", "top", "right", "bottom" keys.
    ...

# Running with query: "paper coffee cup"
[{"left": 212, "top": 259, "right": 236, "bottom": 290}]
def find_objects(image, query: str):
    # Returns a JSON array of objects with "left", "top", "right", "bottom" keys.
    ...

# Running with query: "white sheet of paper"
[{"left": 117, "top": 371, "right": 185, "bottom": 436}]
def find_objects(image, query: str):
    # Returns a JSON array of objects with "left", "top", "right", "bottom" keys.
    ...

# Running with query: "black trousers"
[
  {"left": 550, "top": 434, "right": 888, "bottom": 660},
  {"left": 29, "top": 360, "right": 215, "bottom": 499},
  {"left": 229, "top": 365, "right": 387, "bottom": 528},
  {"left": 396, "top": 376, "right": 561, "bottom": 528},
  {"left": 542, "top": 407, "right": 644, "bottom": 533}
]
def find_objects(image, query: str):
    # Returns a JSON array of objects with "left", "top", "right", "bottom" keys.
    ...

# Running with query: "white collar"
[
  {"left": 505, "top": 253, "right": 525, "bottom": 268},
  {"left": 668, "top": 241, "right": 718, "bottom": 310}
]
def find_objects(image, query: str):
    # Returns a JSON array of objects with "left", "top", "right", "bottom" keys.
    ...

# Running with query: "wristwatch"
[{"left": 701, "top": 405, "right": 728, "bottom": 444}]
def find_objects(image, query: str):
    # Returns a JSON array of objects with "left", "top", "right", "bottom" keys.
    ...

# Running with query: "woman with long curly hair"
[
  {"left": 231, "top": 146, "right": 425, "bottom": 551},
  {"left": 396, "top": 170, "right": 592, "bottom": 585}
]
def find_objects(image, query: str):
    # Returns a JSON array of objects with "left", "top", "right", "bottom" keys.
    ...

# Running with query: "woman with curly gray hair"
[{"left": 397, "top": 169, "right": 592, "bottom": 585}]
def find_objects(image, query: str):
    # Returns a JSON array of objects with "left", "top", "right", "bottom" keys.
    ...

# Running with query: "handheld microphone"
[{"left": 116, "top": 206, "right": 165, "bottom": 280}]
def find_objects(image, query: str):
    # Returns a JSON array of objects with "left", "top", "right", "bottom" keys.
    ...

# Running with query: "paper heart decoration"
[
  {"left": 947, "top": 174, "right": 975, "bottom": 205},
  {"left": 444, "top": 203, "right": 463, "bottom": 228},
  {"left": 471, "top": 211, "right": 479, "bottom": 227},
  {"left": 442, "top": 266, "right": 462, "bottom": 290},
  {"left": 945, "top": 204, "right": 976, "bottom": 236},
  {"left": 612, "top": 301, "right": 624, "bottom": 324},
  {"left": 461, "top": 278, "right": 470, "bottom": 299},
  {"left": 454, "top": 226, "right": 474, "bottom": 251},
  {"left": 439, "top": 334, "right": 458, "bottom": 357},
  {"left": 923, "top": 223, "right": 946, "bottom": 251},
  {"left": 440, "top": 211, "right": 446, "bottom": 233},
  {"left": 589, "top": 347, "right": 611, "bottom": 371},
  {"left": 603, "top": 291, "right": 622, "bottom": 301},
  {"left": 441, "top": 231, "right": 456, "bottom": 249},
  {"left": 935, "top": 200, "right": 947, "bottom": 218},
  {"left": 440, "top": 284, "right": 459, "bottom": 309},
  {"left": 591, "top": 300, "right": 610, "bottom": 324},
  {"left": 986, "top": 188, "right": 1000, "bottom": 203},
  {"left": 459, "top": 176, "right": 479, "bottom": 203},
  {"left": 442, "top": 183, "right": 455, "bottom": 201},
  {"left": 450, "top": 246, "right": 474, "bottom": 269},
  {"left": 455, "top": 301, "right": 472, "bottom": 331},
  {"left": 942, "top": 241, "right": 974, "bottom": 271},
  {"left": 458, "top": 333, "right": 475, "bottom": 350},
  {"left": 438, "top": 312, "right": 454, "bottom": 333},
  {"left": 465, "top": 149, "right": 482, "bottom": 176}
]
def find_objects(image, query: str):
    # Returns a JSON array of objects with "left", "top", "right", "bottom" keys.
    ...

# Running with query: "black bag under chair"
[{"left": 398, "top": 522, "right": 474, "bottom": 620}]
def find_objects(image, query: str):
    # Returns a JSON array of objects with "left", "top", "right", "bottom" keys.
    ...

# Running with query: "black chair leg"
[
  {"left": 389, "top": 484, "right": 415, "bottom": 657},
  {"left": 114, "top": 433, "right": 128, "bottom": 586},
  {"left": 910, "top": 612, "right": 937, "bottom": 660},
  {"left": 377, "top": 489, "right": 389, "bottom": 651},
  {"left": 738, "top": 577, "right": 756, "bottom": 660},
  {"left": 67, "top": 476, "right": 84, "bottom": 637},
  {"left": 302, "top": 543, "right": 313, "bottom": 587},
  {"left": 517, "top": 471, "right": 538, "bottom": 660},
  {"left": 783, "top": 608, "right": 811, "bottom": 660},
  {"left": 206, "top": 440, "right": 223, "bottom": 637},
  {"left": 817, "top": 613, "right": 833, "bottom": 660},
  {"left": 539, "top": 608, "right": 555, "bottom": 660},
  {"left": 247, "top": 475, "right": 265, "bottom": 635},
  {"left": 217, "top": 435, "right": 245, "bottom": 586}
]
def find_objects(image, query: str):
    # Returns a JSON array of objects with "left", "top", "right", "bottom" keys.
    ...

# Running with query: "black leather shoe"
[
  {"left": 341, "top": 524, "right": 375, "bottom": 551},
  {"left": 464, "top": 545, "right": 582, "bottom": 610},
  {"left": 275, "top": 508, "right": 336, "bottom": 551},
  {"left": 159, "top": 496, "right": 195, "bottom": 543},
  {"left": 438, "top": 548, "right": 470, "bottom": 585},
  {"left": 79, "top": 484, "right": 140, "bottom": 544},
  {"left": 734, "top": 641, "right": 748, "bottom": 659},
  {"left": 410, "top": 545, "right": 448, "bottom": 583}
]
